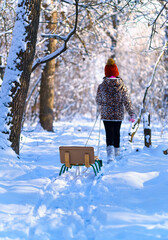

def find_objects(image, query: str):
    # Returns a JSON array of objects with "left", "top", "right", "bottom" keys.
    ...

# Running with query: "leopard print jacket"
[{"left": 96, "top": 77, "right": 134, "bottom": 121}]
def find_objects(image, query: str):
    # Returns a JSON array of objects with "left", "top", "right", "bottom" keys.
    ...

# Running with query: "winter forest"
[
  {"left": 0, "top": 0, "right": 168, "bottom": 239},
  {"left": 0, "top": 0, "right": 167, "bottom": 154}
]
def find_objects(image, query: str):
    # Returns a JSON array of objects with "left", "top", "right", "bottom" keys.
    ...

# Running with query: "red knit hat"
[{"left": 104, "top": 58, "right": 119, "bottom": 77}]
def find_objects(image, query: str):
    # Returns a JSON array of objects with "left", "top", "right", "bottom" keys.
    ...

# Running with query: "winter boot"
[
  {"left": 114, "top": 147, "right": 120, "bottom": 160},
  {"left": 115, "top": 147, "right": 120, "bottom": 156},
  {"left": 106, "top": 145, "right": 114, "bottom": 163}
]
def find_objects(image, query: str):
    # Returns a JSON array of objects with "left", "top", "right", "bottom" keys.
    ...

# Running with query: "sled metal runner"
[{"left": 59, "top": 146, "right": 102, "bottom": 176}]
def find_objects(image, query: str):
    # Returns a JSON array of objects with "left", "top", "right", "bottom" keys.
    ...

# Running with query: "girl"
[{"left": 96, "top": 58, "right": 135, "bottom": 162}]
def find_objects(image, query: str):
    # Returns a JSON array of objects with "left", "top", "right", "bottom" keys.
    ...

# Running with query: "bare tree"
[
  {"left": 0, "top": 0, "right": 16, "bottom": 55},
  {"left": 23, "top": 0, "right": 79, "bottom": 127},
  {"left": 129, "top": 42, "right": 167, "bottom": 142},
  {"left": 0, "top": 0, "right": 41, "bottom": 154},
  {"left": 39, "top": 1, "right": 57, "bottom": 131},
  {"left": 15, "top": 0, "right": 168, "bottom": 127},
  {"left": 32, "top": 0, "right": 79, "bottom": 72}
]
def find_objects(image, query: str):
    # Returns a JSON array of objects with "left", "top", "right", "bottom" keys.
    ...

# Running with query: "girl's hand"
[{"left": 129, "top": 118, "right": 135, "bottom": 123}]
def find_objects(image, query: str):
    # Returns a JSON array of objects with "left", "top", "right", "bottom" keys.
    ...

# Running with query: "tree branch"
[
  {"left": 149, "top": 2, "right": 168, "bottom": 27},
  {"left": 148, "top": 2, "right": 168, "bottom": 49},
  {"left": 32, "top": 0, "right": 78, "bottom": 72}
]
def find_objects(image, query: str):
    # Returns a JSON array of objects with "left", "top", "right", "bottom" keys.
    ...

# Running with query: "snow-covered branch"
[
  {"left": 148, "top": 2, "right": 168, "bottom": 49},
  {"left": 41, "top": 33, "right": 67, "bottom": 41},
  {"left": 0, "top": 30, "right": 12, "bottom": 36},
  {"left": 149, "top": 2, "right": 167, "bottom": 27},
  {"left": 129, "top": 41, "right": 167, "bottom": 142},
  {"left": 142, "top": 41, "right": 167, "bottom": 108},
  {"left": 32, "top": 0, "right": 78, "bottom": 72}
]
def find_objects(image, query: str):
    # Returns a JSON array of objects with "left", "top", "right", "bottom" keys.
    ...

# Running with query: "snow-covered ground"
[{"left": 0, "top": 117, "right": 168, "bottom": 240}]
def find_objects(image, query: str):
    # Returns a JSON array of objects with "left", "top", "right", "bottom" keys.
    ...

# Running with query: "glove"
[{"left": 129, "top": 117, "right": 135, "bottom": 123}]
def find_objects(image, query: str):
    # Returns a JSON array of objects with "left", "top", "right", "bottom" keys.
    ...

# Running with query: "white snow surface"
[{"left": 0, "top": 117, "right": 168, "bottom": 240}]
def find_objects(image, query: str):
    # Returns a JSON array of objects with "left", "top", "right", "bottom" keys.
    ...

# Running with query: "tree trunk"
[
  {"left": 161, "top": 2, "right": 168, "bottom": 79},
  {"left": 0, "top": 0, "right": 41, "bottom": 154},
  {"left": 0, "top": 56, "right": 5, "bottom": 82},
  {"left": 106, "top": 1, "right": 121, "bottom": 59},
  {"left": 40, "top": 1, "right": 57, "bottom": 131},
  {"left": 163, "top": 7, "right": 168, "bottom": 114},
  {"left": 143, "top": 112, "right": 152, "bottom": 148}
]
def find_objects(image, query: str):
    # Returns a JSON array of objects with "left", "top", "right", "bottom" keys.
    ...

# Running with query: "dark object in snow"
[
  {"left": 59, "top": 146, "right": 102, "bottom": 176},
  {"left": 163, "top": 149, "right": 168, "bottom": 155},
  {"left": 0, "top": 56, "right": 5, "bottom": 81},
  {"left": 143, "top": 113, "right": 152, "bottom": 148}
]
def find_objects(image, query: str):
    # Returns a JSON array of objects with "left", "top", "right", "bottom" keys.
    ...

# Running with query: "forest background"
[{"left": 0, "top": 0, "right": 167, "bottom": 155}]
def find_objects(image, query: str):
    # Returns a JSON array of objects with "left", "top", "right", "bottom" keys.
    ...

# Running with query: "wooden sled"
[{"left": 59, "top": 146, "right": 102, "bottom": 176}]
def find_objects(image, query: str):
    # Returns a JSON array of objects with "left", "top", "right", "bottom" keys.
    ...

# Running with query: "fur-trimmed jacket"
[{"left": 96, "top": 77, "right": 134, "bottom": 121}]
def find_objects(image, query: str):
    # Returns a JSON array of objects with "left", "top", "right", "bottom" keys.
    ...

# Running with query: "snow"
[{"left": 0, "top": 117, "right": 168, "bottom": 239}]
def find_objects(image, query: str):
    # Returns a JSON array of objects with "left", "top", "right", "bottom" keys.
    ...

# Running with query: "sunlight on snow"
[{"left": 102, "top": 171, "right": 159, "bottom": 189}]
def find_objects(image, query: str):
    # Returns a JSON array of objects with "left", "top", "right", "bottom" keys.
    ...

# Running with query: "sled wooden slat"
[
  {"left": 84, "top": 153, "right": 90, "bottom": 168},
  {"left": 59, "top": 146, "right": 95, "bottom": 165},
  {"left": 59, "top": 146, "right": 102, "bottom": 176},
  {"left": 65, "top": 152, "right": 70, "bottom": 168}
]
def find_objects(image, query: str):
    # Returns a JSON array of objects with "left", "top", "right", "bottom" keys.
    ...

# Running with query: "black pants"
[{"left": 103, "top": 121, "right": 122, "bottom": 148}]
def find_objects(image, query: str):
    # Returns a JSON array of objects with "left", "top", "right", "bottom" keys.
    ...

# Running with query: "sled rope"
[
  {"left": 96, "top": 116, "right": 101, "bottom": 157},
  {"left": 81, "top": 113, "right": 101, "bottom": 175},
  {"left": 85, "top": 113, "right": 100, "bottom": 147},
  {"left": 85, "top": 113, "right": 101, "bottom": 156}
]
